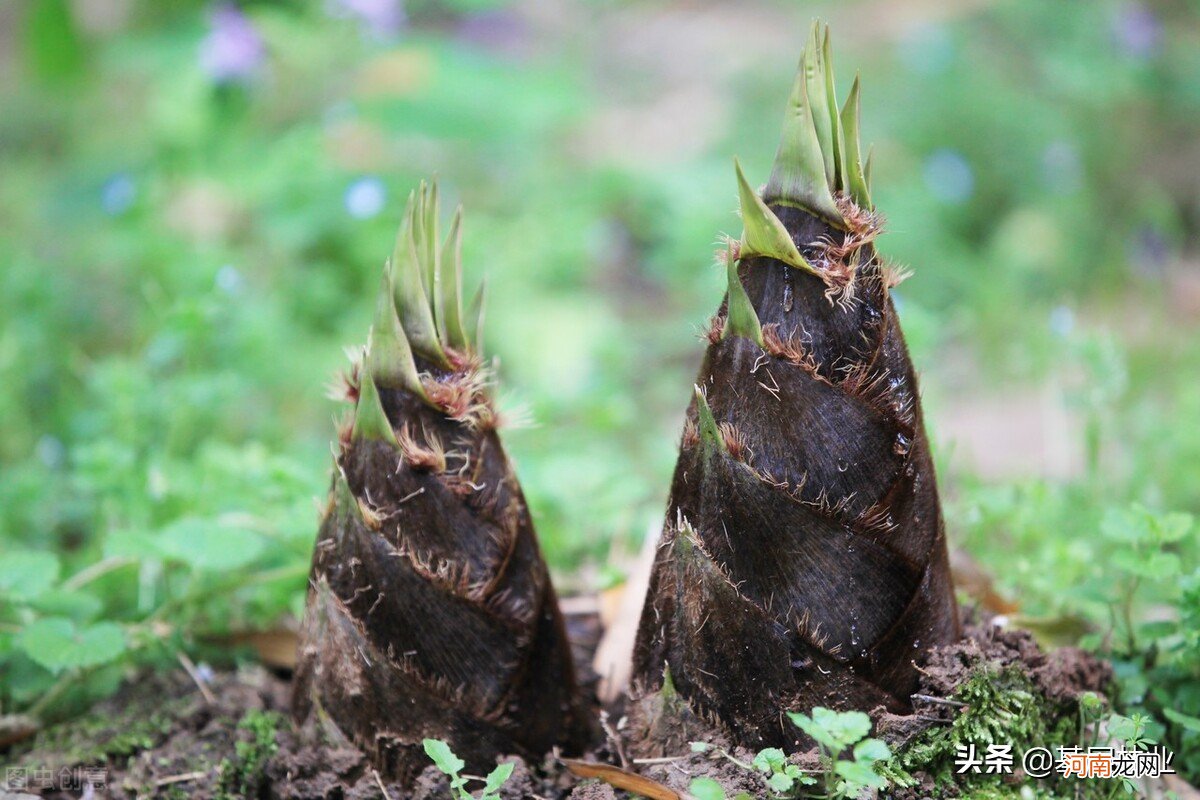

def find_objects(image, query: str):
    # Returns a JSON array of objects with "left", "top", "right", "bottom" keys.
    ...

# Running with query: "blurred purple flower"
[
  {"left": 1112, "top": 3, "right": 1162, "bottom": 60},
  {"left": 327, "top": 0, "right": 406, "bottom": 39},
  {"left": 101, "top": 173, "right": 136, "bottom": 215},
  {"left": 1128, "top": 226, "right": 1171, "bottom": 278},
  {"left": 923, "top": 149, "right": 974, "bottom": 204},
  {"left": 345, "top": 176, "right": 387, "bottom": 219},
  {"left": 456, "top": 10, "right": 530, "bottom": 56},
  {"left": 199, "top": 4, "right": 264, "bottom": 84}
]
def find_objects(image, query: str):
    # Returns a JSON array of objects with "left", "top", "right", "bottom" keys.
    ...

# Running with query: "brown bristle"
[
  {"left": 681, "top": 418, "right": 699, "bottom": 449},
  {"left": 835, "top": 193, "right": 884, "bottom": 238},
  {"left": 762, "top": 324, "right": 823, "bottom": 377},
  {"left": 335, "top": 411, "right": 354, "bottom": 452},
  {"left": 423, "top": 368, "right": 493, "bottom": 429},
  {"left": 703, "top": 314, "right": 725, "bottom": 345},
  {"left": 397, "top": 423, "right": 447, "bottom": 473},
  {"left": 881, "top": 260, "right": 913, "bottom": 288},
  {"left": 719, "top": 421, "right": 749, "bottom": 462}
]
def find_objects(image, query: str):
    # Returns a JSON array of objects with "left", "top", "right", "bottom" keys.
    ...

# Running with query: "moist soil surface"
[{"left": 2, "top": 618, "right": 1119, "bottom": 799}]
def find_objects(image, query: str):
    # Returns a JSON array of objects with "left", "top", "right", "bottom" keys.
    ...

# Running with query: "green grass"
[{"left": 1, "top": 0, "right": 1198, "bottom": 781}]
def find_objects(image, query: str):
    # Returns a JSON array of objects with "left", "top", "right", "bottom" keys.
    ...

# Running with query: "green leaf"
[
  {"left": 690, "top": 741, "right": 711, "bottom": 753},
  {"left": 157, "top": 517, "right": 267, "bottom": 571},
  {"left": 814, "top": 707, "right": 872, "bottom": 748},
  {"left": 688, "top": 776, "right": 727, "bottom": 800},
  {"left": 766, "top": 771, "right": 793, "bottom": 793},
  {"left": 791, "top": 707, "right": 872, "bottom": 753},
  {"left": 1111, "top": 548, "right": 1181, "bottom": 578},
  {"left": 30, "top": 590, "right": 103, "bottom": 621},
  {"left": 752, "top": 747, "right": 787, "bottom": 774},
  {"left": 852, "top": 738, "right": 891, "bottom": 763},
  {"left": 482, "top": 762, "right": 514, "bottom": 793},
  {"left": 1163, "top": 707, "right": 1200, "bottom": 734},
  {"left": 834, "top": 759, "right": 886, "bottom": 790},
  {"left": 0, "top": 551, "right": 60, "bottom": 601},
  {"left": 422, "top": 738, "right": 465, "bottom": 778},
  {"left": 1151, "top": 510, "right": 1193, "bottom": 544},
  {"left": 789, "top": 711, "right": 838, "bottom": 753},
  {"left": 16, "top": 618, "right": 126, "bottom": 674}
]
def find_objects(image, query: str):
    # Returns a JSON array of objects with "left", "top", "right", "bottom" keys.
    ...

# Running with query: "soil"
[{"left": 0, "top": 615, "right": 1139, "bottom": 800}]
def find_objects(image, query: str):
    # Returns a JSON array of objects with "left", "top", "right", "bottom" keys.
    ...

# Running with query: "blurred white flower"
[
  {"left": 344, "top": 176, "right": 387, "bottom": 219},
  {"left": 923, "top": 149, "right": 974, "bottom": 204},
  {"left": 100, "top": 173, "right": 136, "bottom": 215},
  {"left": 216, "top": 264, "right": 243, "bottom": 295}
]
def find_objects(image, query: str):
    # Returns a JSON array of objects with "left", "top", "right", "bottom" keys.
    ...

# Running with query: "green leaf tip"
[
  {"left": 367, "top": 263, "right": 427, "bottom": 400},
  {"left": 439, "top": 205, "right": 470, "bottom": 351},
  {"left": 693, "top": 385, "right": 727, "bottom": 457},
  {"left": 351, "top": 371, "right": 399, "bottom": 446},
  {"left": 392, "top": 189, "right": 448, "bottom": 368},
  {"left": 822, "top": 25, "right": 847, "bottom": 194},
  {"left": 467, "top": 277, "right": 487, "bottom": 356},
  {"left": 388, "top": 180, "right": 487, "bottom": 365},
  {"left": 661, "top": 661, "right": 678, "bottom": 700},
  {"left": 764, "top": 24, "right": 843, "bottom": 226},
  {"left": 840, "top": 74, "right": 872, "bottom": 209},
  {"left": 804, "top": 22, "right": 836, "bottom": 193},
  {"left": 721, "top": 249, "right": 763, "bottom": 346},
  {"left": 735, "top": 158, "right": 817, "bottom": 275}
]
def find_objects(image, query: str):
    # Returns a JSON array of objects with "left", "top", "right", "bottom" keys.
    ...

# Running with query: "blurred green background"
[{"left": 1, "top": 0, "right": 1199, "bottom": 771}]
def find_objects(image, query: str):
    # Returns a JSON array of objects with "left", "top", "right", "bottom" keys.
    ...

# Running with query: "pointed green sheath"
[
  {"left": 367, "top": 264, "right": 427, "bottom": 400},
  {"left": 803, "top": 23, "right": 837, "bottom": 191},
  {"left": 763, "top": 40, "right": 843, "bottom": 225},
  {"left": 633, "top": 26, "right": 960, "bottom": 754},
  {"left": 392, "top": 192, "right": 449, "bottom": 367},
  {"left": 693, "top": 385, "right": 727, "bottom": 457},
  {"left": 721, "top": 251, "right": 764, "bottom": 346},
  {"left": 735, "top": 159, "right": 816, "bottom": 274},
  {"left": 822, "top": 27, "right": 847, "bottom": 193},
  {"left": 440, "top": 205, "right": 470, "bottom": 351},
  {"left": 296, "top": 180, "right": 594, "bottom": 784},
  {"left": 423, "top": 182, "right": 442, "bottom": 341},
  {"left": 467, "top": 278, "right": 487, "bottom": 355},
  {"left": 841, "top": 75, "right": 872, "bottom": 208},
  {"left": 350, "top": 366, "right": 399, "bottom": 446}
]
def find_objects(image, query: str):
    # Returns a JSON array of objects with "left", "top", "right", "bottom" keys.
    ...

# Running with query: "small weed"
[
  {"left": 215, "top": 710, "right": 281, "bottom": 800},
  {"left": 788, "top": 708, "right": 891, "bottom": 798},
  {"left": 422, "top": 738, "right": 514, "bottom": 800}
]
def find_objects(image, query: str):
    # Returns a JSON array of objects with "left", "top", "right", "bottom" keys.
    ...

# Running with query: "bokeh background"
[{"left": 2, "top": 0, "right": 1198, "bottom": 771}]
